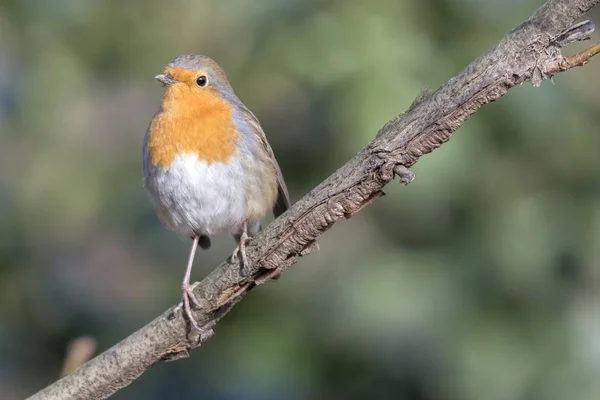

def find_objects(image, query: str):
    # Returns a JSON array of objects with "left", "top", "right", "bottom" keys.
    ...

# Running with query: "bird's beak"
[{"left": 155, "top": 73, "right": 175, "bottom": 85}]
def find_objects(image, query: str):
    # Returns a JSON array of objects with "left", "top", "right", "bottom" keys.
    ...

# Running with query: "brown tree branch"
[{"left": 28, "top": 0, "right": 600, "bottom": 399}]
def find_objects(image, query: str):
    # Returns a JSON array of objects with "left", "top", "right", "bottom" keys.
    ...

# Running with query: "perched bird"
[{"left": 143, "top": 54, "right": 290, "bottom": 329}]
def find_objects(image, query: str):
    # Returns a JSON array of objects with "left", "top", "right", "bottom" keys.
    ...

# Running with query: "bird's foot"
[
  {"left": 174, "top": 282, "right": 201, "bottom": 331},
  {"left": 232, "top": 233, "right": 251, "bottom": 274}
]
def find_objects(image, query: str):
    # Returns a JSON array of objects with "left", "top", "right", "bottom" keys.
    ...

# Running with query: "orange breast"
[{"left": 147, "top": 84, "right": 238, "bottom": 168}]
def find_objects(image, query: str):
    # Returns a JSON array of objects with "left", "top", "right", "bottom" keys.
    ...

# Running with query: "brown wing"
[{"left": 240, "top": 106, "right": 291, "bottom": 218}]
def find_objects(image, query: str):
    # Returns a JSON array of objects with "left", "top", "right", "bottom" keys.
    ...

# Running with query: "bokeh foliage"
[{"left": 1, "top": 0, "right": 600, "bottom": 399}]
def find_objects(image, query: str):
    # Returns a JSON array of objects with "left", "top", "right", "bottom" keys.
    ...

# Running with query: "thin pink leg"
[{"left": 180, "top": 236, "right": 200, "bottom": 330}]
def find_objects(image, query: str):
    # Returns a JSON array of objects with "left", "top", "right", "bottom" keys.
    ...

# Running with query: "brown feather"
[{"left": 239, "top": 105, "right": 291, "bottom": 218}]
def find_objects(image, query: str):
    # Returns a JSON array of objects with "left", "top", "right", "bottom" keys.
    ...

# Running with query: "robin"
[{"left": 143, "top": 54, "right": 290, "bottom": 330}]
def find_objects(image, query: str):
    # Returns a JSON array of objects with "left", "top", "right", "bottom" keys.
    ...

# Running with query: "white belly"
[{"left": 143, "top": 152, "right": 247, "bottom": 237}]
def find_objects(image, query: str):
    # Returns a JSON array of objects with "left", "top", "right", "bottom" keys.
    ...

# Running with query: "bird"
[{"left": 143, "top": 54, "right": 290, "bottom": 330}]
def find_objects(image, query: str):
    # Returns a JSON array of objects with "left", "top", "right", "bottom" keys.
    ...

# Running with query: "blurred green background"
[{"left": 1, "top": 0, "right": 600, "bottom": 399}]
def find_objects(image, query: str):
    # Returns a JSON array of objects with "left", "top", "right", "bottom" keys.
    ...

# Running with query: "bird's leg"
[
  {"left": 174, "top": 235, "right": 201, "bottom": 331},
  {"left": 232, "top": 220, "right": 250, "bottom": 269}
]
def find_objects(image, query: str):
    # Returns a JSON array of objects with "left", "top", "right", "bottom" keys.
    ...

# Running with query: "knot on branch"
[
  {"left": 534, "top": 21, "right": 599, "bottom": 85},
  {"left": 378, "top": 155, "right": 416, "bottom": 186}
]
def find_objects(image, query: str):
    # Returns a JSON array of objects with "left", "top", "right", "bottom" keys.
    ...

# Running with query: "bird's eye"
[{"left": 196, "top": 75, "right": 207, "bottom": 87}]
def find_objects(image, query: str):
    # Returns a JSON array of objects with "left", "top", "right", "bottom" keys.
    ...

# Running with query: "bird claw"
[
  {"left": 174, "top": 282, "right": 201, "bottom": 331},
  {"left": 232, "top": 234, "right": 251, "bottom": 275}
]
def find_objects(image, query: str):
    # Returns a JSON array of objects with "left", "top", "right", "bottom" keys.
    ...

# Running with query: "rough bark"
[{"left": 28, "top": 0, "right": 600, "bottom": 398}]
